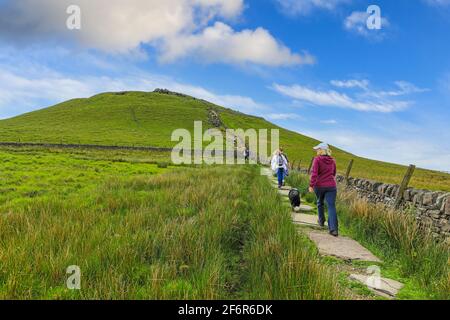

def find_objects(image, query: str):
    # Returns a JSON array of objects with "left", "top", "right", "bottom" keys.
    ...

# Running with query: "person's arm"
[
  {"left": 333, "top": 160, "right": 337, "bottom": 177},
  {"left": 309, "top": 157, "right": 319, "bottom": 188},
  {"left": 271, "top": 156, "right": 277, "bottom": 171}
]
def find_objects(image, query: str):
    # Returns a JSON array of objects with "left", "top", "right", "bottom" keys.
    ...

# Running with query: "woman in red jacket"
[{"left": 308, "top": 142, "right": 339, "bottom": 237}]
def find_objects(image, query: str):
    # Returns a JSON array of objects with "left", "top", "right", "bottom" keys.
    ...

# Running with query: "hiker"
[
  {"left": 244, "top": 146, "right": 250, "bottom": 161},
  {"left": 279, "top": 147, "right": 290, "bottom": 185},
  {"left": 308, "top": 142, "right": 339, "bottom": 237},
  {"left": 271, "top": 149, "right": 288, "bottom": 189}
]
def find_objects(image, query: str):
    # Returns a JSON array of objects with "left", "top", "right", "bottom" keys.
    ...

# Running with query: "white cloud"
[
  {"left": 266, "top": 113, "right": 303, "bottom": 120},
  {"left": 160, "top": 22, "right": 315, "bottom": 66},
  {"left": 331, "top": 79, "right": 429, "bottom": 98},
  {"left": 320, "top": 119, "right": 337, "bottom": 124},
  {"left": 169, "top": 83, "right": 271, "bottom": 114},
  {"left": 331, "top": 79, "right": 369, "bottom": 90},
  {"left": 371, "top": 81, "right": 430, "bottom": 97},
  {"left": 344, "top": 10, "right": 390, "bottom": 39},
  {"left": 0, "top": 0, "right": 244, "bottom": 51},
  {"left": 0, "top": 0, "right": 310, "bottom": 67},
  {"left": 272, "top": 83, "right": 410, "bottom": 113},
  {"left": 0, "top": 63, "right": 269, "bottom": 119},
  {"left": 301, "top": 128, "right": 450, "bottom": 171},
  {"left": 275, "top": 0, "right": 350, "bottom": 15}
]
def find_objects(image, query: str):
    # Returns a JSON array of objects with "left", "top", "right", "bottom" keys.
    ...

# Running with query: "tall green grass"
[
  {"left": 0, "top": 165, "right": 343, "bottom": 299},
  {"left": 337, "top": 189, "right": 449, "bottom": 299},
  {"left": 241, "top": 174, "right": 343, "bottom": 299}
]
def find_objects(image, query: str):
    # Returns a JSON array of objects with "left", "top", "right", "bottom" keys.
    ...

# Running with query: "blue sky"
[{"left": 0, "top": 0, "right": 449, "bottom": 171}]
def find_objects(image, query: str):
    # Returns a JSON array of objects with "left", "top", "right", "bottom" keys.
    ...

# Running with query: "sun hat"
[{"left": 313, "top": 142, "right": 329, "bottom": 150}]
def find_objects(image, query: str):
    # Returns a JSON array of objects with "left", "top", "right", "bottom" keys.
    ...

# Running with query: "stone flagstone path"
[
  {"left": 260, "top": 167, "right": 403, "bottom": 299},
  {"left": 306, "top": 231, "right": 381, "bottom": 262},
  {"left": 349, "top": 274, "right": 404, "bottom": 299},
  {"left": 292, "top": 213, "right": 327, "bottom": 227}
]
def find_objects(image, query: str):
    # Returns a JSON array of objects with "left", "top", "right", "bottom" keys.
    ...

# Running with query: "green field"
[
  {"left": 0, "top": 147, "right": 344, "bottom": 299},
  {"left": 0, "top": 147, "right": 171, "bottom": 206},
  {"left": 0, "top": 91, "right": 448, "bottom": 191}
]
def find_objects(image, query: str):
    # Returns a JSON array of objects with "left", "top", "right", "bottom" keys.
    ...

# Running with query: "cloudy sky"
[{"left": 0, "top": 0, "right": 449, "bottom": 171}]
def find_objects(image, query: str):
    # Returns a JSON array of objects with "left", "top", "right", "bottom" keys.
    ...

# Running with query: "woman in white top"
[{"left": 271, "top": 149, "right": 288, "bottom": 188}]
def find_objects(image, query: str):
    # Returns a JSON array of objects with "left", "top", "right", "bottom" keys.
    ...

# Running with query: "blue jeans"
[
  {"left": 277, "top": 168, "right": 285, "bottom": 187},
  {"left": 314, "top": 187, "right": 338, "bottom": 233}
]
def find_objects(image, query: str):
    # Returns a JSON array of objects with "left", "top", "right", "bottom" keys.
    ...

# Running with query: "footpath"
[{"left": 260, "top": 167, "right": 404, "bottom": 299}]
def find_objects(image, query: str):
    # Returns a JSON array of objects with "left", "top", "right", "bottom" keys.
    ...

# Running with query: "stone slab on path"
[
  {"left": 277, "top": 189, "right": 290, "bottom": 197},
  {"left": 349, "top": 274, "right": 404, "bottom": 299},
  {"left": 292, "top": 213, "right": 326, "bottom": 227},
  {"left": 306, "top": 230, "right": 382, "bottom": 262},
  {"left": 281, "top": 198, "right": 313, "bottom": 214},
  {"left": 293, "top": 204, "right": 314, "bottom": 213}
]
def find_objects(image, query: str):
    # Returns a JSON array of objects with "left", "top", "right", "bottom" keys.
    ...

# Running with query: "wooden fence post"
[
  {"left": 307, "top": 157, "right": 314, "bottom": 174},
  {"left": 395, "top": 165, "right": 416, "bottom": 209},
  {"left": 290, "top": 160, "right": 296, "bottom": 171},
  {"left": 345, "top": 159, "right": 354, "bottom": 184}
]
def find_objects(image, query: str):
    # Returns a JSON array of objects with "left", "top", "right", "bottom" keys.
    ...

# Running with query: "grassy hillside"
[
  {"left": 0, "top": 91, "right": 448, "bottom": 191},
  {"left": 0, "top": 92, "right": 213, "bottom": 147}
]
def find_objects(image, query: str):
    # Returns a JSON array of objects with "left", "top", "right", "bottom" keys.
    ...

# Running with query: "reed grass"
[{"left": 0, "top": 165, "right": 343, "bottom": 300}]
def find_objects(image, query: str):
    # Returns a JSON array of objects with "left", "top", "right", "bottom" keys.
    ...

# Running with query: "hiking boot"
[
  {"left": 329, "top": 230, "right": 339, "bottom": 237},
  {"left": 318, "top": 220, "right": 325, "bottom": 228}
]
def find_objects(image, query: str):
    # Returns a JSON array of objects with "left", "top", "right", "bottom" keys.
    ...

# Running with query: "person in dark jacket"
[
  {"left": 308, "top": 142, "right": 339, "bottom": 237},
  {"left": 244, "top": 146, "right": 250, "bottom": 161}
]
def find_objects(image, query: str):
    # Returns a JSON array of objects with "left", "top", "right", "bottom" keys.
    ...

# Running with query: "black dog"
[{"left": 288, "top": 188, "right": 301, "bottom": 208}]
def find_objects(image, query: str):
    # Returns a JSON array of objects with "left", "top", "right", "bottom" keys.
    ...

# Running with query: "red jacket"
[{"left": 310, "top": 156, "right": 337, "bottom": 188}]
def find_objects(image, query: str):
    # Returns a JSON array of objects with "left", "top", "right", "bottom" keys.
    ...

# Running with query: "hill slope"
[{"left": 0, "top": 90, "right": 448, "bottom": 191}]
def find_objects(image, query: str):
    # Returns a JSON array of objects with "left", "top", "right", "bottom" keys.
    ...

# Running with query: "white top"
[{"left": 271, "top": 154, "right": 288, "bottom": 172}]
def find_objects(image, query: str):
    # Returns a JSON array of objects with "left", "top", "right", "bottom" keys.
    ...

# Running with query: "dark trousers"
[{"left": 314, "top": 187, "right": 338, "bottom": 232}]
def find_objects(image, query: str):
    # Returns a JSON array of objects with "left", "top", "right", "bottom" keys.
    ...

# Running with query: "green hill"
[{"left": 0, "top": 90, "right": 448, "bottom": 191}]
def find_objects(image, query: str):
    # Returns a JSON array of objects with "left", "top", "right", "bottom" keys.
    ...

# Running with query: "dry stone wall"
[{"left": 335, "top": 175, "right": 450, "bottom": 240}]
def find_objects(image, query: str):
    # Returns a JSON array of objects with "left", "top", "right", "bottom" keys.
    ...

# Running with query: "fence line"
[{"left": 0, "top": 141, "right": 266, "bottom": 162}]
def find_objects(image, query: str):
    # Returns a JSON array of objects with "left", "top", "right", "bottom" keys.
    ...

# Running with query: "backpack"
[
  {"left": 288, "top": 188, "right": 301, "bottom": 208},
  {"left": 278, "top": 155, "right": 284, "bottom": 167}
]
